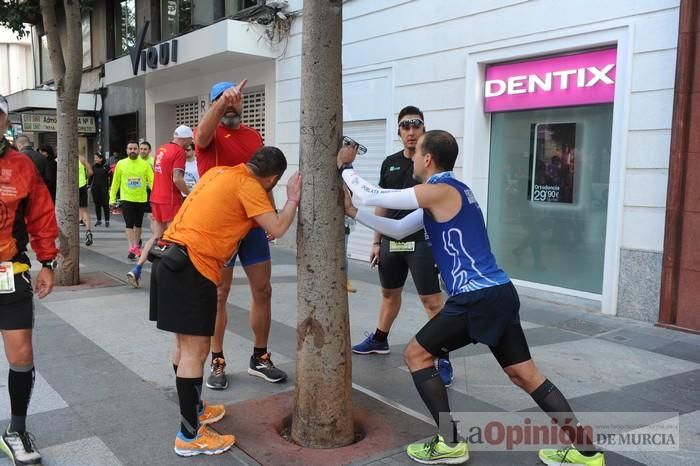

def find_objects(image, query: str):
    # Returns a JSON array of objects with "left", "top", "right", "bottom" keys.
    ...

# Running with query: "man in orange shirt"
[
  {"left": 195, "top": 79, "right": 285, "bottom": 390},
  {"left": 149, "top": 146, "right": 301, "bottom": 457}
]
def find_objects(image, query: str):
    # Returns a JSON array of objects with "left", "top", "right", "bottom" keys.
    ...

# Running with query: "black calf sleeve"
[
  {"left": 531, "top": 378, "right": 597, "bottom": 456},
  {"left": 176, "top": 376, "right": 202, "bottom": 439},
  {"left": 8, "top": 365, "right": 35, "bottom": 433},
  {"left": 411, "top": 367, "right": 455, "bottom": 442}
]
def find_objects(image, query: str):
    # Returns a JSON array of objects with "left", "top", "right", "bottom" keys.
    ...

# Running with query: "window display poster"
[{"left": 528, "top": 122, "right": 576, "bottom": 203}]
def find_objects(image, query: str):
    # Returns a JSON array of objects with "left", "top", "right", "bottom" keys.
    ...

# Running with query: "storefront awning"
[
  {"left": 104, "top": 19, "right": 277, "bottom": 88},
  {"left": 6, "top": 89, "right": 102, "bottom": 113}
]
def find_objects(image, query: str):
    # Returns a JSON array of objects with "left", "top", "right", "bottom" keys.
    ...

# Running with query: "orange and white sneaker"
[
  {"left": 174, "top": 425, "right": 236, "bottom": 457},
  {"left": 199, "top": 400, "right": 225, "bottom": 425}
]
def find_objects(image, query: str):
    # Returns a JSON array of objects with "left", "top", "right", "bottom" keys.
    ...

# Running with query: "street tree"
[
  {"left": 0, "top": 0, "right": 91, "bottom": 285},
  {"left": 291, "top": 0, "right": 355, "bottom": 448}
]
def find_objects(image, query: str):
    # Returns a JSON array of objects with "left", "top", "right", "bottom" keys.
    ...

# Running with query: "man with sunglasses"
[
  {"left": 351, "top": 106, "right": 452, "bottom": 387},
  {"left": 195, "top": 80, "right": 287, "bottom": 390}
]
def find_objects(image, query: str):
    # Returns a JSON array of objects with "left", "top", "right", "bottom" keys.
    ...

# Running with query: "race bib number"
[
  {"left": 0, "top": 262, "right": 16, "bottom": 294},
  {"left": 389, "top": 241, "right": 415, "bottom": 253},
  {"left": 127, "top": 177, "right": 143, "bottom": 189}
]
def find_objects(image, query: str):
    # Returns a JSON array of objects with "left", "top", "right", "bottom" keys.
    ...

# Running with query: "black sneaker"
[
  {"left": 105, "top": 221, "right": 110, "bottom": 228},
  {"left": 248, "top": 352, "right": 287, "bottom": 383},
  {"left": 0, "top": 427, "right": 41, "bottom": 465},
  {"left": 79, "top": 219, "right": 85, "bottom": 227},
  {"left": 205, "top": 357, "right": 228, "bottom": 390},
  {"left": 85, "top": 230, "right": 93, "bottom": 246},
  {"left": 94, "top": 221, "right": 102, "bottom": 227}
]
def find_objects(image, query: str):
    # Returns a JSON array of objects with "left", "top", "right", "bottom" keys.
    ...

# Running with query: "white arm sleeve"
[
  {"left": 342, "top": 169, "right": 420, "bottom": 210},
  {"left": 355, "top": 209, "right": 424, "bottom": 240}
]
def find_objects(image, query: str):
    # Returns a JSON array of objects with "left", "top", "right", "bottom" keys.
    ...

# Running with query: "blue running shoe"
[
  {"left": 126, "top": 264, "right": 142, "bottom": 288},
  {"left": 437, "top": 358, "right": 453, "bottom": 387},
  {"left": 352, "top": 332, "right": 390, "bottom": 355}
]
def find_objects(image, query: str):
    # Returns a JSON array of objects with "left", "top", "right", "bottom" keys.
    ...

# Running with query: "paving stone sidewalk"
[{"left": 0, "top": 220, "right": 698, "bottom": 465}]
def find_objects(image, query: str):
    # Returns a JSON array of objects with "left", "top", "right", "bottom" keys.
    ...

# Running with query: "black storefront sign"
[{"left": 130, "top": 21, "right": 178, "bottom": 76}]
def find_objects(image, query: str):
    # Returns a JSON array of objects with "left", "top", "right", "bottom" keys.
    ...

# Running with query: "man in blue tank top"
[{"left": 339, "top": 131, "right": 604, "bottom": 466}]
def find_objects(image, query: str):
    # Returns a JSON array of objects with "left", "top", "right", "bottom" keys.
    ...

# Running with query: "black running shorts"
[
  {"left": 416, "top": 282, "right": 532, "bottom": 368},
  {"left": 0, "top": 271, "right": 34, "bottom": 330},
  {"left": 78, "top": 186, "right": 88, "bottom": 208},
  {"left": 149, "top": 256, "right": 217, "bottom": 336},
  {"left": 378, "top": 238, "right": 441, "bottom": 295},
  {"left": 121, "top": 201, "right": 147, "bottom": 229}
]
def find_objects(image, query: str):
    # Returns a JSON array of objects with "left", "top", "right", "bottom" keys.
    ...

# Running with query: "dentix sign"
[
  {"left": 484, "top": 48, "right": 617, "bottom": 112},
  {"left": 130, "top": 21, "right": 178, "bottom": 76}
]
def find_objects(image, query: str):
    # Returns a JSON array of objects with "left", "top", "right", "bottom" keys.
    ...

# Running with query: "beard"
[
  {"left": 221, "top": 114, "right": 241, "bottom": 128},
  {"left": 128, "top": 153, "right": 138, "bottom": 159}
]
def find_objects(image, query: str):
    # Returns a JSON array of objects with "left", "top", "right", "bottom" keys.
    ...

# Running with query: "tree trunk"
[
  {"left": 41, "top": 0, "right": 83, "bottom": 285},
  {"left": 291, "top": 0, "right": 353, "bottom": 449}
]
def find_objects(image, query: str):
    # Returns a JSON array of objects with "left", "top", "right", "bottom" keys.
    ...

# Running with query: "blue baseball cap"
[{"left": 210, "top": 82, "right": 236, "bottom": 102}]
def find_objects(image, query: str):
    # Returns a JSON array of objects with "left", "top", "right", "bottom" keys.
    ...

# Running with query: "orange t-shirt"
[{"left": 163, "top": 164, "right": 274, "bottom": 284}]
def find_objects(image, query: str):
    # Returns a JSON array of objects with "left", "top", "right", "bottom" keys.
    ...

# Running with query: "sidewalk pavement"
[{"left": 1, "top": 218, "right": 698, "bottom": 465}]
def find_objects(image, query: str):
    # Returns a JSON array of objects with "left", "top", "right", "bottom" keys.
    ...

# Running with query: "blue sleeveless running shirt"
[{"left": 423, "top": 172, "right": 510, "bottom": 296}]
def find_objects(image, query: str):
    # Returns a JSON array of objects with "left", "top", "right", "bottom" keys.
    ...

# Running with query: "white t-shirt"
[{"left": 183, "top": 158, "right": 199, "bottom": 197}]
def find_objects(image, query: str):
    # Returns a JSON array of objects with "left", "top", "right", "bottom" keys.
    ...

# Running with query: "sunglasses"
[
  {"left": 398, "top": 118, "right": 424, "bottom": 130},
  {"left": 342, "top": 136, "right": 367, "bottom": 155}
]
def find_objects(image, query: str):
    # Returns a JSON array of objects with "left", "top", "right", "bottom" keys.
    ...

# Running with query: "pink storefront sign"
[{"left": 484, "top": 48, "right": 617, "bottom": 112}]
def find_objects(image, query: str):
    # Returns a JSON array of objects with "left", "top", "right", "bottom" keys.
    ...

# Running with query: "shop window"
[
  {"left": 40, "top": 35, "right": 53, "bottom": 83},
  {"left": 242, "top": 89, "right": 265, "bottom": 140},
  {"left": 487, "top": 105, "right": 613, "bottom": 294},
  {"left": 82, "top": 12, "right": 92, "bottom": 69},
  {"left": 162, "top": 0, "right": 193, "bottom": 39},
  {"left": 114, "top": 0, "right": 136, "bottom": 57},
  {"left": 225, "top": 0, "right": 263, "bottom": 15}
]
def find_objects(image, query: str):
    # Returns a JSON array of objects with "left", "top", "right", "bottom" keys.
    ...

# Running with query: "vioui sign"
[
  {"left": 129, "top": 21, "right": 178, "bottom": 76},
  {"left": 484, "top": 48, "right": 617, "bottom": 112}
]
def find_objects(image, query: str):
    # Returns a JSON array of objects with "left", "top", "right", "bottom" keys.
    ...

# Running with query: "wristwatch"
[{"left": 41, "top": 259, "right": 56, "bottom": 270}]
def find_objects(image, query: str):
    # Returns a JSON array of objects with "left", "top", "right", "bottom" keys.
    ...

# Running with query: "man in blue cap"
[{"left": 195, "top": 79, "right": 287, "bottom": 390}]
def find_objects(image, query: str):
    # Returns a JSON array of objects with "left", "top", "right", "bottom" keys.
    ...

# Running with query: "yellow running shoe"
[
  {"left": 406, "top": 434, "right": 469, "bottom": 464},
  {"left": 539, "top": 446, "right": 605, "bottom": 466},
  {"left": 199, "top": 400, "right": 225, "bottom": 425},
  {"left": 174, "top": 425, "right": 236, "bottom": 457}
]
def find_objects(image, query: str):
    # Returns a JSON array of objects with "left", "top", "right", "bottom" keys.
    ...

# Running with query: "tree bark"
[
  {"left": 41, "top": 0, "right": 83, "bottom": 285},
  {"left": 291, "top": 0, "right": 354, "bottom": 449}
]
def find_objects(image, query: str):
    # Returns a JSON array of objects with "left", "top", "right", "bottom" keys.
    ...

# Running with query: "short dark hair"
[
  {"left": 38, "top": 144, "right": 56, "bottom": 159},
  {"left": 398, "top": 105, "right": 424, "bottom": 123},
  {"left": 420, "top": 130, "right": 458, "bottom": 171},
  {"left": 140, "top": 141, "right": 151, "bottom": 150},
  {"left": 247, "top": 146, "right": 287, "bottom": 178},
  {"left": 126, "top": 141, "right": 139, "bottom": 147}
]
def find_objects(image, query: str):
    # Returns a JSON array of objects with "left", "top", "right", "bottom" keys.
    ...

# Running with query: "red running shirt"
[
  {"left": 195, "top": 123, "right": 263, "bottom": 176},
  {"left": 0, "top": 146, "right": 58, "bottom": 262},
  {"left": 150, "top": 142, "right": 186, "bottom": 205}
]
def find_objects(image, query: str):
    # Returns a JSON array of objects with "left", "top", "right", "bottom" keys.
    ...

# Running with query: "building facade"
[{"left": 100, "top": 0, "right": 693, "bottom": 328}]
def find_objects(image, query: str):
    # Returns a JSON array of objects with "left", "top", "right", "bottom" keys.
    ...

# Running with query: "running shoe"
[
  {"left": 437, "top": 358, "right": 453, "bottom": 388},
  {"left": 85, "top": 230, "right": 93, "bottom": 246},
  {"left": 352, "top": 332, "right": 390, "bottom": 355},
  {"left": 198, "top": 400, "right": 225, "bottom": 425},
  {"left": 173, "top": 425, "right": 235, "bottom": 457},
  {"left": 539, "top": 447, "right": 605, "bottom": 466},
  {"left": 0, "top": 426, "right": 42, "bottom": 465},
  {"left": 206, "top": 357, "right": 228, "bottom": 390},
  {"left": 248, "top": 352, "right": 287, "bottom": 383},
  {"left": 79, "top": 219, "right": 85, "bottom": 227},
  {"left": 406, "top": 434, "right": 468, "bottom": 464},
  {"left": 105, "top": 220, "right": 110, "bottom": 227},
  {"left": 95, "top": 221, "right": 102, "bottom": 227},
  {"left": 126, "top": 265, "right": 142, "bottom": 288},
  {"left": 127, "top": 246, "right": 137, "bottom": 260}
]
